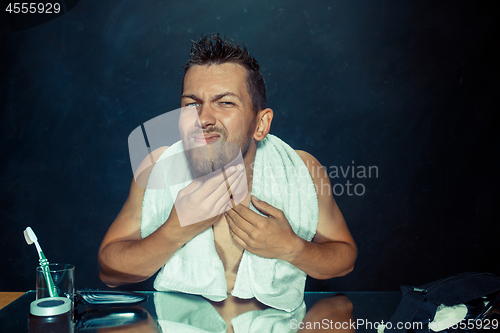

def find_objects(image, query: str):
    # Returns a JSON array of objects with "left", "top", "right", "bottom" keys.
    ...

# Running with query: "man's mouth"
[{"left": 192, "top": 134, "right": 221, "bottom": 145}]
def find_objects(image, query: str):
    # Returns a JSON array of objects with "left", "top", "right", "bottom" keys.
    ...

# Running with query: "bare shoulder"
[
  {"left": 295, "top": 150, "right": 355, "bottom": 247},
  {"left": 295, "top": 150, "right": 320, "bottom": 166},
  {"left": 295, "top": 150, "right": 314, "bottom": 161},
  {"left": 295, "top": 150, "right": 327, "bottom": 181},
  {"left": 295, "top": 149, "right": 331, "bottom": 199}
]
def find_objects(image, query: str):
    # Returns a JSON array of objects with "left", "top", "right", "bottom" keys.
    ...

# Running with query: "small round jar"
[{"left": 29, "top": 297, "right": 73, "bottom": 333}]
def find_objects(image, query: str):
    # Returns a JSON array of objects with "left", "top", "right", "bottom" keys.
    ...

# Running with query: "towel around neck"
[{"left": 141, "top": 134, "right": 319, "bottom": 312}]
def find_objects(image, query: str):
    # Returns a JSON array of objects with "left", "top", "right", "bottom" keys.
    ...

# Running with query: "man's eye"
[
  {"left": 186, "top": 102, "right": 200, "bottom": 107},
  {"left": 220, "top": 101, "right": 235, "bottom": 106}
]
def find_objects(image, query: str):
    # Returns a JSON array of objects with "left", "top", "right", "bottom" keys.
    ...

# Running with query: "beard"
[
  {"left": 183, "top": 123, "right": 255, "bottom": 179},
  {"left": 184, "top": 141, "right": 240, "bottom": 178}
]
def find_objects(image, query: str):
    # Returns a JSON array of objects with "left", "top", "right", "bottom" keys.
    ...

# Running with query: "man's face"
[{"left": 180, "top": 63, "right": 257, "bottom": 178}]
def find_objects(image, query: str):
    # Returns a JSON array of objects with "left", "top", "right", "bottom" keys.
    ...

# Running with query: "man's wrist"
[
  {"left": 281, "top": 235, "right": 306, "bottom": 264},
  {"left": 159, "top": 213, "right": 190, "bottom": 248}
]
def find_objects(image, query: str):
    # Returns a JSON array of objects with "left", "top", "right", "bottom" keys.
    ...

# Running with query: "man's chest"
[{"left": 212, "top": 215, "right": 244, "bottom": 291}]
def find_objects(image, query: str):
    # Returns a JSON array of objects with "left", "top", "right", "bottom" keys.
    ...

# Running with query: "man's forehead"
[{"left": 183, "top": 63, "right": 248, "bottom": 94}]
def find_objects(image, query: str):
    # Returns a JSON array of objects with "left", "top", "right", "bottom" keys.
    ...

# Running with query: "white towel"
[
  {"left": 153, "top": 292, "right": 306, "bottom": 333},
  {"left": 141, "top": 134, "right": 319, "bottom": 312}
]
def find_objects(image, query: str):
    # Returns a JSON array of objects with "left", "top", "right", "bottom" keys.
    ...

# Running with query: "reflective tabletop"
[{"left": 0, "top": 291, "right": 401, "bottom": 332}]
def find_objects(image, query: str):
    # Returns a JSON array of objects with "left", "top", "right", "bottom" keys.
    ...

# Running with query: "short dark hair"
[{"left": 182, "top": 33, "right": 266, "bottom": 113}]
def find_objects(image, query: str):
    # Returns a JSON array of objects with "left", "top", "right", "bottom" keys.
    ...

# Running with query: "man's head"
[
  {"left": 179, "top": 34, "right": 273, "bottom": 179},
  {"left": 182, "top": 33, "right": 266, "bottom": 113}
]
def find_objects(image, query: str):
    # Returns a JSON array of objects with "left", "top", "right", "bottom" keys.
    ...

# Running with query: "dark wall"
[{"left": 1, "top": 0, "right": 499, "bottom": 292}]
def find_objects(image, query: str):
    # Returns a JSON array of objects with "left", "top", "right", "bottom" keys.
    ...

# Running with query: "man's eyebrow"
[
  {"left": 181, "top": 94, "right": 200, "bottom": 100},
  {"left": 181, "top": 92, "right": 242, "bottom": 101},
  {"left": 213, "top": 92, "right": 242, "bottom": 101}
]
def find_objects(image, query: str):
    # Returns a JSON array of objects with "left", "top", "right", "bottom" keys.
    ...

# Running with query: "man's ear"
[{"left": 253, "top": 108, "right": 273, "bottom": 141}]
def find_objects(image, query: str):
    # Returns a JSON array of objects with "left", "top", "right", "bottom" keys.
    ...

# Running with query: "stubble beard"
[{"left": 184, "top": 123, "right": 255, "bottom": 179}]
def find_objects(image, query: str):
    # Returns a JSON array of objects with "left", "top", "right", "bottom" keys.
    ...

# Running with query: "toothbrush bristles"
[{"left": 24, "top": 229, "right": 34, "bottom": 245}]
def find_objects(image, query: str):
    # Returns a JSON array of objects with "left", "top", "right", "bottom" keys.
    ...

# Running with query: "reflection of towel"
[
  {"left": 154, "top": 292, "right": 226, "bottom": 333},
  {"left": 141, "top": 134, "right": 319, "bottom": 312},
  {"left": 153, "top": 292, "right": 306, "bottom": 333}
]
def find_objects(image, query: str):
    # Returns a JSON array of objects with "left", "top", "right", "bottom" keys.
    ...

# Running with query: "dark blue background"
[{"left": 1, "top": 0, "right": 499, "bottom": 292}]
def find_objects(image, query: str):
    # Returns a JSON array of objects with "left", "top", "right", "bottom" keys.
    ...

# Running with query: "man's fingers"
[
  {"left": 202, "top": 164, "right": 244, "bottom": 193},
  {"left": 196, "top": 165, "right": 245, "bottom": 219},
  {"left": 188, "top": 165, "right": 239, "bottom": 202},
  {"left": 175, "top": 163, "right": 246, "bottom": 227},
  {"left": 228, "top": 226, "right": 247, "bottom": 249},
  {"left": 220, "top": 164, "right": 246, "bottom": 204},
  {"left": 251, "top": 196, "right": 281, "bottom": 218},
  {"left": 225, "top": 212, "right": 251, "bottom": 240},
  {"left": 227, "top": 165, "right": 248, "bottom": 206},
  {"left": 226, "top": 208, "right": 256, "bottom": 235},
  {"left": 227, "top": 196, "right": 277, "bottom": 227},
  {"left": 210, "top": 165, "right": 245, "bottom": 207}
]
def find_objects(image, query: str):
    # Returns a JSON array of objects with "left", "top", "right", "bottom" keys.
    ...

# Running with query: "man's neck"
[{"left": 242, "top": 140, "right": 258, "bottom": 195}]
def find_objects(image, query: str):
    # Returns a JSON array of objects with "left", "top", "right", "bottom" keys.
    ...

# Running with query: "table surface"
[
  {"left": 0, "top": 291, "right": 401, "bottom": 332},
  {"left": 0, "top": 292, "right": 25, "bottom": 310}
]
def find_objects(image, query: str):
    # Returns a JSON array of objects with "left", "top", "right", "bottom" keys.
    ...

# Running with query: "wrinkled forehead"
[{"left": 182, "top": 63, "right": 249, "bottom": 97}]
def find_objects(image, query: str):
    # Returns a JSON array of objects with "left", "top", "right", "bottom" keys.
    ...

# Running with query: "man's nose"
[{"left": 196, "top": 104, "right": 216, "bottom": 129}]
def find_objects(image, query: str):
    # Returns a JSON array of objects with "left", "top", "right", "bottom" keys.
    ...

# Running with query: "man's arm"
[
  {"left": 98, "top": 147, "right": 247, "bottom": 287},
  {"left": 98, "top": 180, "right": 181, "bottom": 287},
  {"left": 98, "top": 147, "right": 186, "bottom": 287},
  {"left": 225, "top": 150, "right": 356, "bottom": 280},
  {"left": 288, "top": 150, "right": 356, "bottom": 279}
]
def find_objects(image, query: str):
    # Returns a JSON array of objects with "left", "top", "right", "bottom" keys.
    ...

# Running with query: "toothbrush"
[{"left": 24, "top": 227, "right": 59, "bottom": 297}]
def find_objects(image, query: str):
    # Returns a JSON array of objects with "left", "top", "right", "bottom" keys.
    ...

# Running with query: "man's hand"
[
  {"left": 225, "top": 195, "right": 302, "bottom": 261},
  {"left": 167, "top": 163, "right": 247, "bottom": 243}
]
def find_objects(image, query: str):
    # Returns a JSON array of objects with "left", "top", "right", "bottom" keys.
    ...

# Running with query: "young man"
[{"left": 98, "top": 34, "right": 356, "bottom": 332}]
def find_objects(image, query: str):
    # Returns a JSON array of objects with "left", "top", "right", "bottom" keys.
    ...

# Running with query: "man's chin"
[
  {"left": 185, "top": 141, "right": 241, "bottom": 174},
  {"left": 184, "top": 148, "right": 213, "bottom": 178},
  {"left": 189, "top": 164, "right": 214, "bottom": 179}
]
